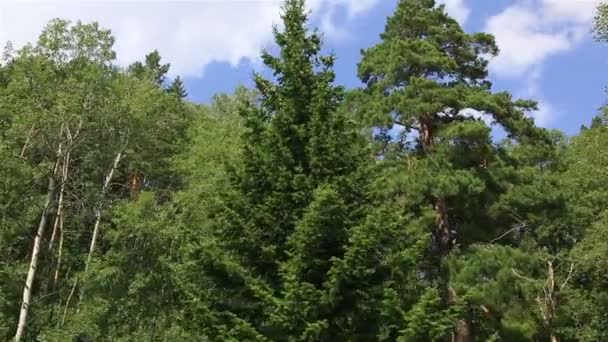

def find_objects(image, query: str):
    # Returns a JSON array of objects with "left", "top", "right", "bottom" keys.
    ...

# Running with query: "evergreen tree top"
[
  {"left": 360, "top": 0, "right": 497, "bottom": 89},
  {"left": 168, "top": 76, "right": 188, "bottom": 99},
  {"left": 357, "top": 0, "right": 543, "bottom": 142}
]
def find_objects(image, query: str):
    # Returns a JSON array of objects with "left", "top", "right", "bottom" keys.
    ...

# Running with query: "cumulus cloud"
[
  {"left": 522, "top": 66, "right": 559, "bottom": 126},
  {"left": 0, "top": 0, "right": 380, "bottom": 78},
  {"left": 485, "top": 0, "right": 602, "bottom": 78},
  {"left": 482, "top": 0, "right": 602, "bottom": 127}
]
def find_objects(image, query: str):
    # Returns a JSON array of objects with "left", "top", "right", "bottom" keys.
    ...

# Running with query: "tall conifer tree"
[
  {"left": 357, "top": 0, "right": 549, "bottom": 340},
  {"left": 211, "top": 0, "right": 371, "bottom": 338}
]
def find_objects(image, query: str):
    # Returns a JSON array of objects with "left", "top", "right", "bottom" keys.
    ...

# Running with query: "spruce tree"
[
  {"left": 168, "top": 76, "right": 188, "bottom": 99},
  {"left": 207, "top": 0, "right": 370, "bottom": 338}
]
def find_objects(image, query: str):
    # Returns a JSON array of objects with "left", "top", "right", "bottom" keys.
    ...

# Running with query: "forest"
[{"left": 1, "top": 0, "right": 608, "bottom": 341}]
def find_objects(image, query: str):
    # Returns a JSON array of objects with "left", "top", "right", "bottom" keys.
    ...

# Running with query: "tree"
[
  {"left": 2, "top": 1, "right": 608, "bottom": 341},
  {"left": 6, "top": 18, "right": 117, "bottom": 341},
  {"left": 128, "top": 50, "right": 170, "bottom": 86},
  {"left": 168, "top": 76, "right": 188, "bottom": 99},
  {"left": 357, "top": 0, "right": 550, "bottom": 340},
  {"left": 202, "top": 0, "right": 372, "bottom": 339},
  {"left": 0, "top": 18, "right": 188, "bottom": 341},
  {"left": 594, "top": 3, "right": 608, "bottom": 42}
]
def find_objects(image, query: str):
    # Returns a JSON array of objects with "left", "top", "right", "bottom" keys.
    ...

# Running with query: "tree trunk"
[
  {"left": 453, "top": 320, "right": 472, "bottom": 342},
  {"left": 63, "top": 149, "right": 124, "bottom": 319},
  {"left": 51, "top": 151, "right": 70, "bottom": 290},
  {"left": 50, "top": 118, "right": 82, "bottom": 287},
  {"left": 420, "top": 117, "right": 432, "bottom": 152},
  {"left": 19, "top": 124, "right": 35, "bottom": 158},
  {"left": 128, "top": 169, "right": 143, "bottom": 198},
  {"left": 49, "top": 148, "right": 70, "bottom": 287},
  {"left": 85, "top": 149, "right": 123, "bottom": 273},
  {"left": 76, "top": 149, "right": 124, "bottom": 310},
  {"left": 48, "top": 149, "right": 69, "bottom": 252},
  {"left": 14, "top": 161, "right": 59, "bottom": 342},
  {"left": 434, "top": 196, "right": 452, "bottom": 256},
  {"left": 420, "top": 117, "right": 471, "bottom": 342},
  {"left": 52, "top": 212, "right": 64, "bottom": 289}
]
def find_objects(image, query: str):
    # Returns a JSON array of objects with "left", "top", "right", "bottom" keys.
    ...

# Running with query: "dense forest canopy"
[{"left": 2, "top": 0, "right": 608, "bottom": 341}]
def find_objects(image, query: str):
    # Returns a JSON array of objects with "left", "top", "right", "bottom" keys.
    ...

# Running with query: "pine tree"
[
  {"left": 3, "top": 1, "right": 608, "bottom": 341},
  {"left": 357, "top": 0, "right": 550, "bottom": 340}
]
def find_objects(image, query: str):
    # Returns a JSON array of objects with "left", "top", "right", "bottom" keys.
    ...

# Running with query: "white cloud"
[
  {"left": 521, "top": 66, "right": 559, "bottom": 127},
  {"left": 483, "top": 0, "right": 601, "bottom": 127},
  {"left": 459, "top": 108, "right": 494, "bottom": 126},
  {"left": 486, "top": 5, "right": 571, "bottom": 77},
  {"left": 529, "top": 99, "right": 555, "bottom": 126},
  {"left": 486, "top": 0, "right": 602, "bottom": 78},
  {"left": 0, "top": 0, "right": 380, "bottom": 78},
  {"left": 540, "top": 0, "right": 600, "bottom": 24},
  {"left": 437, "top": 0, "right": 471, "bottom": 25}
]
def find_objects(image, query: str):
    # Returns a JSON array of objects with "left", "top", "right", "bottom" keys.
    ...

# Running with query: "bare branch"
[
  {"left": 511, "top": 268, "right": 535, "bottom": 283},
  {"left": 490, "top": 224, "right": 526, "bottom": 243},
  {"left": 560, "top": 262, "right": 575, "bottom": 291}
]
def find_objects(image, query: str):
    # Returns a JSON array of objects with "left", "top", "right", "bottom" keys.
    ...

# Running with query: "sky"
[{"left": 1, "top": 0, "right": 607, "bottom": 135}]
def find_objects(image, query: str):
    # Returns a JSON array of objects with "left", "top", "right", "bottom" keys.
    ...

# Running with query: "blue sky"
[
  {"left": 182, "top": 0, "right": 608, "bottom": 136},
  {"left": 2, "top": 0, "right": 607, "bottom": 134}
]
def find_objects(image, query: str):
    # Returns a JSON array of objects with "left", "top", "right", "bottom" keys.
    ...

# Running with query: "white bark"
[
  {"left": 64, "top": 148, "right": 124, "bottom": 316},
  {"left": 19, "top": 124, "right": 35, "bottom": 158},
  {"left": 84, "top": 149, "right": 123, "bottom": 274},
  {"left": 14, "top": 159, "right": 60, "bottom": 342},
  {"left": 50, "top": 117, "right": 81, "bottom": 285},
  {"left": 50, "top": 152, "right": 69, "bottom": 292},
  {"left": 48, "top": 148, "right": 69, "bottom": 252},
  {"left": 52, "top": 211, "right": 65, "bottom": 289}
]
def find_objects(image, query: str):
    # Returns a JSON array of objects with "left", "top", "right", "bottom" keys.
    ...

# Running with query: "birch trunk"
[
  {"left": 13, "top": 160, "right": 60, "bottom": 342},
  {"left": 52, "top": 154, "right": 69, "bottom": 284},
  {"left": 51, "top": 152, "right": 69, "bottom": 291},
  {"left": 84, "top": 149, "right": 123, "bottom": 274},
  {"left": 48, "top": 149, "right": 69, "bottom": 252},
  {"left": 63, "top": 148, "right": 124, "bottom": 316},
  {"left": 50, "top": 117, "right": 81, "bottom": 284},
  {"left": 52, "top": 211, "right": 65, "bottom": 289},
  {"left": 19, "top": 124, "right": 35, "bottom": 158}
]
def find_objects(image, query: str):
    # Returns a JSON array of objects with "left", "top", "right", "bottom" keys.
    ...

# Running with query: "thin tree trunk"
[
  {"left": 76, "top": 148, "right": 124, "bottom": 311},
  {"left": 52, "top": 209, "right": 65, "bottom": 289},
  {"left": 542, "top": 260, "right": 558, "bottom": 342},
  {"left": 85, "top": 149, "right": 123, "bottom": 273},
  {"left": 19, "top": 124, "right": 35, "bottom": 158},
  {"left": 13, "top": 160, "right": 60, "bottom": 342},
  {"left": 50, "top": 117, "right": 82, "bottom": 286},
  {"left": 61, "top": 276, "right": 77, "bottom": 327},
  {"left": 51, "top": 150, "right": 70, "bottom": 292},
  {"left": 49, "top": 149, "right": 69, "bottom": 252}
]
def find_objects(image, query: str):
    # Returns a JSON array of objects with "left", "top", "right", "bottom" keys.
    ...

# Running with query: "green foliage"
[
  {"left": 594, "top": 3, "right": 608, "bottom": 42},
  {"left": 168, "top": 76, "right": 188, "bottom": 99},
  {"left": 128, "top": 50, "right": 170, "bottom": 85},
  {"left": 1, "top": 1, "right": 608, "bottom": 341}
]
